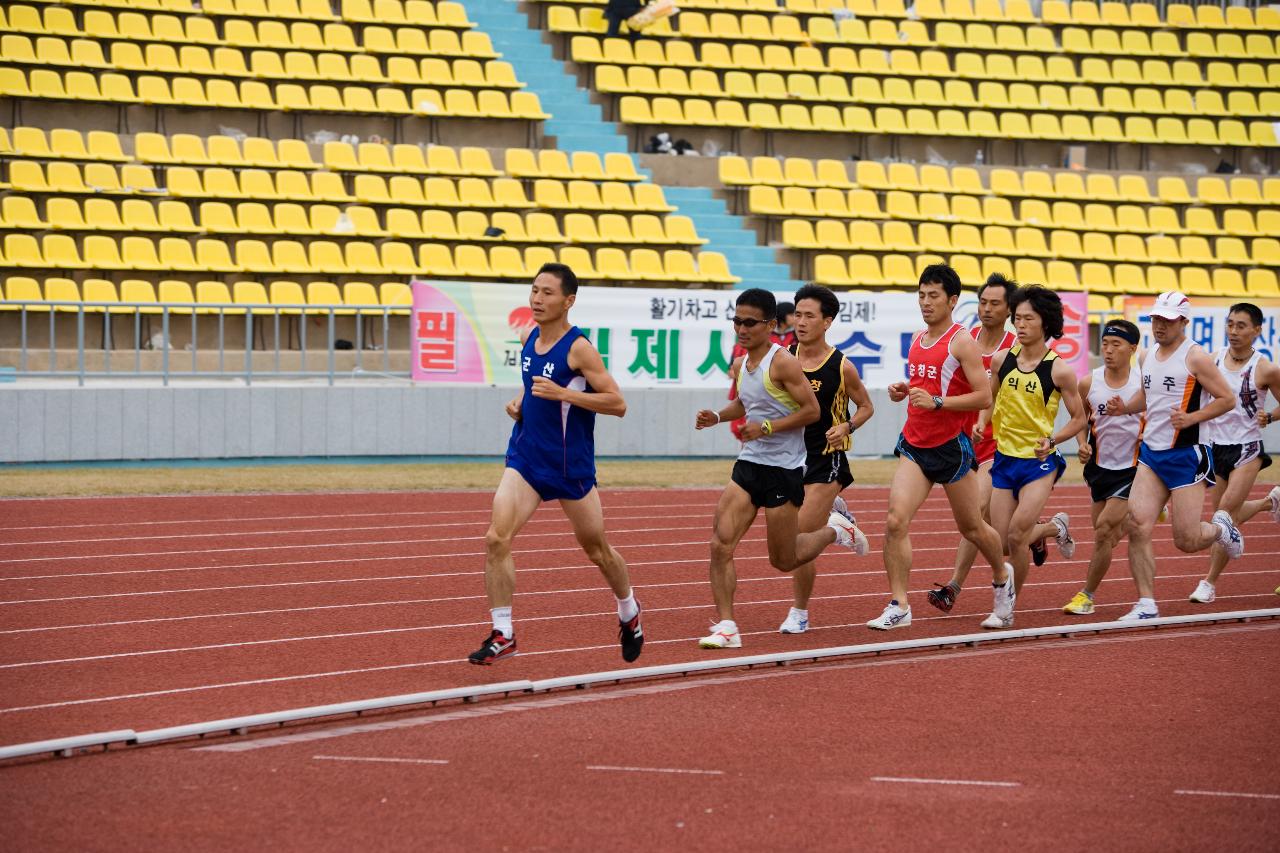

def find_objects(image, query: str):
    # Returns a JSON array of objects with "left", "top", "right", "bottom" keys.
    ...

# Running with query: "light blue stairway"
[{"left": 463, "top": 0, "right": 805, "bottom": 291}]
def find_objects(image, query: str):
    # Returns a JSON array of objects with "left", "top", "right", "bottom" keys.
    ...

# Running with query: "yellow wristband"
[{"left": 761, "top": 420, "right": 773, "bottom": 436}]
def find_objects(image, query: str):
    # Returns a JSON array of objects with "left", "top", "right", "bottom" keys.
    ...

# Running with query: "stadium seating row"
[
  {"left": 780, "top": 220, "right": 1280, "bottom": 267},
  {"left": 0, "top": 68, "right": 548, "bottom": 119},
  {"left": 4, "top": 161, "right": 673, "bottom": 211},
  {"left": 616, "top": 97, "right": 1276, "bottom": 146},
  {"left": 570, "top": 39, "right": 1280, "bottom": 89},
  {"left": 0, "top": 239, "right": 739, "bottom": 282},
  {"left": 3, "top": 0, "right": 474, "bottom": 27},
  {"left": 722, "top": 158, "right": 1280, "bottom": 206},
  {"left": 0, "top": 197, "right": 705, "bottom": 246},
  {"left": 597, "top": 67, "right": 1280, "bottom": 118},
  {"left": 809, "top": 254, "right": 1279, "bottom": 297}
]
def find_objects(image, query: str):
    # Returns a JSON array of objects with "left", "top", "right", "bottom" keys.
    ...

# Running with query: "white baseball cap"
[{"left": 1150, "top": 291, "right": 1191, "bottom": 320}]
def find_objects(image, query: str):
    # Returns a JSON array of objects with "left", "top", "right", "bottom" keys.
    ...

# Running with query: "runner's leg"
[
  {"left": 483, "top": 467, "right": 545, "bottom": 610},
  {"left": 1204, "top": 458, "right": 1261, "bottom": 584},
  {"left": 708, "top": 481, "right": 759, "bottom": 622},
  {"left": 1083, "top": 497, "right": 1130, "bottom": 596},
  {"left": 1128, "top": 465, "right": 1170, "bottom": 600},
  {"left": 560, "top": 487, "right": 632, "bottom": 598},
  {"left": 791, "top": 480, "right": 843, "bottom": 609},
  {"left": 1002, "top": 474, "right": 1057, "bottom": 594},
  {"left": 882, "top": 459, "right": 935, "bottom": 605},
  {"left": 945, "top": 461, "right": 993, "bottom": 590}
]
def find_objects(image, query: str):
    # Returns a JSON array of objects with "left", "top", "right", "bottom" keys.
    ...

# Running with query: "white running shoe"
[
  {"left": 699, "top": 620, "right": 741, "bottom": 649},
  {"left": 1118, "top": 602, "right": 1159, "bottom": 621},
  {"left": 981, "top": 611, "right": 1013, "bottom": 629},
  {"left": 1051, "top": 512, "right": 1075, "bottom": 560},
  {"left": 830, "top": 496, "right": 870, "bottom": 556},
  {"left": 1269, "top": 486, "right": 1280, "bottom": 524},
  {"left": 1188, "top": 580, "right": 1216, "bottom": 603},
  {"left": 992, "top": 561, "right": 1016, "bottom": 620},
  {"left": 1212, "top": 509, "right": 1244, "bottom": 560},
  {"left": 779, "top": 609, "right": 809, "bottom": 634},
  {"left": 866, "top": 601, "right": 911, "bottom": 630}
]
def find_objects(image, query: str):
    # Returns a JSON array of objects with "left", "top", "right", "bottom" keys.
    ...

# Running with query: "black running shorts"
[
  {"left": 1212, "top": 442, "right": 1272, "bottom": 483},
  {"left": 1084, "top": 461, "right": 1137, "bottom": 504},
  {"left": 803, "top": 450, "right": 854, "bottom": 488},
  {"left": 731, "top": 459, "right": 805, "bottom": 509},
  {"left": 894, "top": 433, "right": 977, "bottom": 486}
]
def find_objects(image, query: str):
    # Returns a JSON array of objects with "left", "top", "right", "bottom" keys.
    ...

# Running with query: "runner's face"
[
  {"left": 732, "top": 304, "right": 773, "bottom": 349},
  {"left": 1100, "top": 336, "right": 1136, "bottom": 370},
  {"left": 977, "top": 288, "right": 1010, "bottom": 330},
  {"left": 1225, "top": 311, "right": 1261, "bottom": 350},
  {"left": 529, "top": 273, "right": 572, "bottom": 322},
  {"left": 1013, "top": 303, "right": 1045, "bottom": 346},
  {"left": 917, "top": 284, "right": 955, "bottom": 325},
  {"left": 1151, "top": 315, "right": 1185, "bottom": 344},
  {"left": 793, "top": 298, "right": 832, "bottom": 344}
]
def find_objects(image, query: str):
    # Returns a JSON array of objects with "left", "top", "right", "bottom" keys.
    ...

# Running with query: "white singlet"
[
  {"left": 1202, "top": 349, "right": 1268, "bottom": 447},
  {"left": 1086, "top": 365, "right": 1144, "bottom": 470},
  {"left": 1141, "top": 337, "right": 1206, "bottom": 451},
  {"left": 737, "top": 344, "right": 807, "bottom": 470}
]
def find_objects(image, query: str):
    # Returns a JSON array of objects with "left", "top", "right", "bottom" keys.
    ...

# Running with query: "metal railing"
[{"left": 0, "top": 300, "right": 410, "bottom": 386}]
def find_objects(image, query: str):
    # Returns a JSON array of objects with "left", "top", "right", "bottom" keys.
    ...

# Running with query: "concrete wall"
[{"left": 0, "top": 383, "right": 1112, "bottom": 464}]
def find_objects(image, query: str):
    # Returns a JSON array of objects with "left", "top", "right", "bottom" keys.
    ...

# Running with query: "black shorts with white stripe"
[
  {"left": 1212, "top": 442, "right": 1273, "bottom": 483},
  {"left": 802, "top": 450, "right": 854, "bottom": 488}
]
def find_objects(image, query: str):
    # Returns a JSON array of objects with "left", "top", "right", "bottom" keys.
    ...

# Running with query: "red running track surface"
[{"left": 1, "top": 486, "right": 1278, "bottom": 849}]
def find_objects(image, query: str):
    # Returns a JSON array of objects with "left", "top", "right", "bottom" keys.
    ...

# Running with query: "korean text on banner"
[{"left": 1048, "top": 291, "right": 1090, "bottom": 378}]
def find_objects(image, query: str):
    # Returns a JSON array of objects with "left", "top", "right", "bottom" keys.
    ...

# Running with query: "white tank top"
[
  {"left": 1141, "top": 337, "right": 1205, "bottom": 451},
  {"left": 1202, "top": 349, "right": 1268, "bottom": 447},
  {"left": 737, "top": 344, "right": 807, "bottom": 470},
  {"left": 1086, "top": 365, "right": 1144, "bottom": 470}
]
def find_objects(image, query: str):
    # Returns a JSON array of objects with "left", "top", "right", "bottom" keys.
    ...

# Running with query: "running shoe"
[
  {"left": 866, "top": 601, "right": 911, "bottom": 630},
  {"left": 1212, "top": 510, "right": 1244, "bottom": 560},
  {"left": 926, "top": 583, "right": 957, "bottom": 613},
  {"left": 1117, "top": 602, "right": 1159, "bottom": 621},
  {"left": 1188, "top": 580, "right": 1216, "bottom": 604},
  {"left": 992, "top": 561, "right": 1016, "bottom": 620},
  {"left": 1030, "top": 535, "right": 1048, "bottom": 567},
  {"left": 1063, "top": 591, "right": 1095, "bottom": 615},
  {"left": 468, "top": 630, "right": 517, "bottom": 665},
  {"left": 618, "top": 606, "right": 644, "bottom": 662},
  {"left": 830, "top": 496, "right": 870, "bottom": 556},
  {"left": 1051, "top": 512, "right": 1075, "bottom": 559},
  {"left": 980, "top": 611, "right": 1013, "bottom": 629},
  {"left": 699, "top": 620, "right": 741, "bottom": 649},
  {"left": 779, "top": 609, "right": 809, "bottom": 634},
  {"left": 1269, "top": 486, "right": 1280, "bottom": 524}
]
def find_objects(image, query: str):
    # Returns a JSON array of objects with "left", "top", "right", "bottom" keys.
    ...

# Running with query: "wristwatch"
[
  {"left": 931, "top": 395, "right": 944, "bottom": 410},
  {"left": 1048, "top": 436, "right": 1057, "bottom": 448},
  {"left": 761, "top": 419, "right": 773, "bottom": 436}
]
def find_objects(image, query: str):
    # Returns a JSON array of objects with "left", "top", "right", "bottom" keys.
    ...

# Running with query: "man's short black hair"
[
  {"left": 1229, "top": 302, "right": 1264, "bottom": 327},
  {"left": 775, "top": 301, "right": 796, "bottom": 325},
  {"left": 736, "top": 288, "right": 776, "bottom": 319},
  {"left": 977, "top": 272, "right": 1018, "bottom": 305},
  {"left": 1101, "top": 318, "right": 1140, "bottom": 345},
  {"left": 535, "top": 262, "right": 578, "bottom": 295},
  {"left": 918, "top": 263, "right": 962, "bottom": 299},
  {"left": 793, "top": 284, "right": 840, "bottom": 320},
  {"left": 1009, "top": 285, "right": 1065, "bottom": 340}
]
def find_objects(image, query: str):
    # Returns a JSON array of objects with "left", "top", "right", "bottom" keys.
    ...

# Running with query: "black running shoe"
[
  {"left": 1031, "top": 530, "right": 1048, "bottom": 567},
  {"left": 926, "top": 583, "right": 956, "bottom": 613},
  {"left": 619, "top": 606, "right": 644, "bottom": 663},
  {"left": 468, "top": 630, "right": 516, "bottom": 665}
]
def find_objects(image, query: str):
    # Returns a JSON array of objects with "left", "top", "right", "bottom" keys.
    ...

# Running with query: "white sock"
[
  {"left": 716, "top": 619, "right": 738, "bottom": 632},
  {"left": 491, "top": 606, "right": 513, "bottom": 639},
  {"left": 1138, "top": 597, "right": 1156, "bottom": 611},
  {"left": 616, "top": 592, "right": 639, "bottom": 622},
  {"left": 790, "top": 607, "right": 808, "bottom": 621}
]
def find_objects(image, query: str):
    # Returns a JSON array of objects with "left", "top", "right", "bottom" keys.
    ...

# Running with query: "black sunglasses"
[{"left": 731, "top": 317, "right": 767, "bottom": 328}]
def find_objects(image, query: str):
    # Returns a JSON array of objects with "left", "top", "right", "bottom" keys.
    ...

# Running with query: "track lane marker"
[
  {"left": 312, "top": 754, "right": 448, "bottom": 766},
  {"left": 1174, "top": 789, "right": 1280, "bottom": 801},
  {"left": 871, "top": 776, "right": 1020, "bottom": 788},
  {"left": 587, "top": 765, "right": 724, "bottom": 776}
]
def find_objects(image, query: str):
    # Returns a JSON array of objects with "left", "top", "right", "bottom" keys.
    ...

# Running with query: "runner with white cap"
[{"left": 1104, "top": 292, "right": 1243, "bottom": 620}]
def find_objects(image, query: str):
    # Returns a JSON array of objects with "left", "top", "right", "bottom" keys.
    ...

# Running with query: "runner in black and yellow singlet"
[
  {"left": 777, "top": 284, "right": 874, "bottom": 635},
  {"left": 983, "top": 286, "right": 1088, "bottom": 628}
]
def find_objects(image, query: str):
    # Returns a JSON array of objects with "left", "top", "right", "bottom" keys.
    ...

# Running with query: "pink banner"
[
  {"left": 410, "top": 281, "right": 492, "bottom": 383},
  {"left": 1048, "top": 291, "right": 1089, "bottom": 378}
]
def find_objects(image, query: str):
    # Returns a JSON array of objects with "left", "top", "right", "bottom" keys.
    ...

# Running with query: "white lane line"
[
  {"left": 1174, "top": 789, "right": 1280, "bottom": 801},
  {"left": 587, "top": 765, "right": 724, "bottom": 776},
  {"left": 4, "top": 609, "right": 1276, "bottom": 716},
  {"left": 312, "top": 754, "right": 448, "bottom": 766},
  {"left": 871, "top": 776, "right": 1021, "bottom": 788},
  {"left": 194, "top": 622, "right": 1279, "bottom": 754}
]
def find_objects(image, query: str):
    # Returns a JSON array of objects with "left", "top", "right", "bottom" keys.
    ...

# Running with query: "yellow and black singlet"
[
  {"left": 790, "top": 344, "right": 851, "bottom": 454},
  {"left": 993, "top": 344, "right": 1062, "bottom": 459}
]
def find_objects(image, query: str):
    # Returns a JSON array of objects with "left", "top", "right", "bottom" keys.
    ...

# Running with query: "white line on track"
[
  {"left": 311, "top": 754, "right": 448, "bottom": 766},
  {"left": 871, "top": 776, "right": 1021, "bottom": 788},
  {"left": 190, "top": 622, "right": 1279, "bottom": 755},
  {"left": 1173, "top": 789, "right": 1280, "bottom": 801},
  {"left": 2, "top": 598, "right": 1275, "bottom": 715},
  {"left": 587, "top": 765, "right": 724, "bottom": 776}
]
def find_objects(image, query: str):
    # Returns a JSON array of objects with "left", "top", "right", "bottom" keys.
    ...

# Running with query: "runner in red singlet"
[{"left": 867, "top": 265, "right": 1013, "bottom": 630}]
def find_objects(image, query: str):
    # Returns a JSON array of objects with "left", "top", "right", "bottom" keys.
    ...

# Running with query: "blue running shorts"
[
  {"left": 991, "top": 450, "right": 1066, "bottom": 500},
  {"left": 1137, "top": 443, "right": 1214, "bottom": 491}
]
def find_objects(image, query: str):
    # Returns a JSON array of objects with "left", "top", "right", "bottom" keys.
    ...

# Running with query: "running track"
[{"left": 1, "top": 486, "right": 1278, "bottom": 850}]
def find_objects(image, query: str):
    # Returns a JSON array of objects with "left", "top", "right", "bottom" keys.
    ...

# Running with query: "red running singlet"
[
  {"left": 962, "top": 327, "right": 1017, "bottom": 450},
  {"left": 903, "top": 323, "right": 974, "bottom": 448}
]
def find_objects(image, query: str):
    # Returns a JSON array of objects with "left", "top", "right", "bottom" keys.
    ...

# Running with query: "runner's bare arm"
[
  {"left": 1255, "top": 358, "right": 1280, "bottom": 428},
  {"left": 1036, "top": 359, "right": 1086, "bottom": 459},
  {"left": 887, "top": 331, "right": 920, "bottom": 402},
  {"left": 697, "top": 356, "right": 747, "bottom": 428},
  {"left": 974, "top": 347, "right": 1009, "bottom": 436},
  {"left": 531, "top": 337, "right": 626, "bottom": 417},
  {"left": 1172, "top": 346, "right": 1234, "bottom": 429},
  {"left": 1076, "top": 372, "right": 1093, "bottom": 464},
  {"left": 838, "top": 357, "right": 874, "bottom": 439}
]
